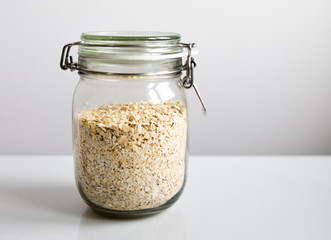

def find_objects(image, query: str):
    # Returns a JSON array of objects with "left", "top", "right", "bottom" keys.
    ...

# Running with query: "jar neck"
[{"left": 78, "top": 56, "right": 183, "bottom": 76}]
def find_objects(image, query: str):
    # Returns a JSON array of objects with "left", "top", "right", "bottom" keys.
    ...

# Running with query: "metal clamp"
[
  {"left": 60, "top": 42, "right": 81, "bottom": 71},
  {"left": 180, "top": 43, "right": 207, "bottom": 115},
  {"left": 60, "top": 41, "right": 206, "bottom": 115}
]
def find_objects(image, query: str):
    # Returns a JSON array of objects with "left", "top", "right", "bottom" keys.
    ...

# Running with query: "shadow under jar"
[{"left": 60, "top": 31, "right": 203, "bottom": 218}]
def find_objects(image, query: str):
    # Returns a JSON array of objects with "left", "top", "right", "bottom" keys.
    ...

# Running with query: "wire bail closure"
[{"left": 60, "top": 41, "right": 206, "bottom": 115}]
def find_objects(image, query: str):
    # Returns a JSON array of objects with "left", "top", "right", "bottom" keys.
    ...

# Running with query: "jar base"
[{"left": 78, "top": 182, "right": 185, "bottom": 218}]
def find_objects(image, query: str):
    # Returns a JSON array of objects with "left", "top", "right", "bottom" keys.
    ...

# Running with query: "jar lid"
[
  {"left": 78, "top": 31, "right": 187, "bottom": 60},
  {"left": 81, "top": 31, "right": 181, "bottom": 42}
]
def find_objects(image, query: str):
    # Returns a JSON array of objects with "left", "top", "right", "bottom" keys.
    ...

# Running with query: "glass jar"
[{"left": 60, "top": 31, "right": 205, "bottom": 218}]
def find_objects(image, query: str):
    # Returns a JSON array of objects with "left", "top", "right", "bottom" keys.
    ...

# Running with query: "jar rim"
[{"left": 81, "top": 31, "right": 181, "bottom": 42}]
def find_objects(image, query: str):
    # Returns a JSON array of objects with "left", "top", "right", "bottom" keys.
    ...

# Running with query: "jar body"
[{"left": 73, "top": 74, "right": 188, "bottom": 217}]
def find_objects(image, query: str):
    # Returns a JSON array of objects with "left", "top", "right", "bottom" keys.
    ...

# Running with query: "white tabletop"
[{"left": 0, "top": 155, "right": 330, "bottom": 240}]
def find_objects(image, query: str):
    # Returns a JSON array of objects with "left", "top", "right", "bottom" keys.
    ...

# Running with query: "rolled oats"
[{"left": 74, "top": 101, "right": 187, "bottom": 211}]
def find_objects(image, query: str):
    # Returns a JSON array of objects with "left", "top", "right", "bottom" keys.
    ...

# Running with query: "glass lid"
[{"left": 79, "top": 31, "right": 183, "bottom": 60}]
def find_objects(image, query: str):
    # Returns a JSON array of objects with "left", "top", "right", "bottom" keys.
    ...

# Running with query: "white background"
[{"left": 0, "top": 0, "right": 331, "bottom": 155}]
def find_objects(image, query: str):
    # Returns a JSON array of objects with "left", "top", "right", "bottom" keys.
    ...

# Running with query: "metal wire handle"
[{"left": 60, "top": 41, "right": 206, "bottom": 115}]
